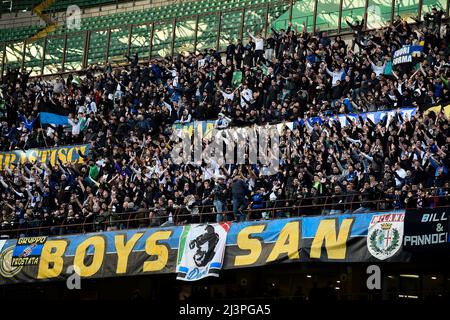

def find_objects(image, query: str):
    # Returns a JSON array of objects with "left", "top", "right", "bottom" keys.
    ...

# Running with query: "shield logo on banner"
[{"left": 367, "top": 212, "right": 404, "bottom": 260}]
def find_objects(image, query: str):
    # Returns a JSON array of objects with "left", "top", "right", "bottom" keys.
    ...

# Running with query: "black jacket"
[{"left": 232, "top": 179, "right": 249, "bottom": 198}]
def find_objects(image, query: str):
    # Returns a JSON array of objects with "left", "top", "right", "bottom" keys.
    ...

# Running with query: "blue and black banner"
[
  {"left": 11, "top": 237, "right": 47, "bottom": 267},
  {"left": 404, "top": 208, "right": 449, "bottom": 252},
  {"left": 39, "top": 101, "right": 70, "bottom": 125}
]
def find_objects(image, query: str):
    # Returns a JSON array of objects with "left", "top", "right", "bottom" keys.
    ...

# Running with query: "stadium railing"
[{"left": 1, "top": 187, "right": 448, "bottom": 238}]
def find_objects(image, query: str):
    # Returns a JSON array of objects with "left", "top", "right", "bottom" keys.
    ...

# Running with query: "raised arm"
[
  {"left": 247, "top": 29, "right": 257, "bottom": 41},
  {"left": 326, "top": 68, "right": 334, "bottom": 77},
  {"left": 345, "top": 18, "right": 354, "bottom": 29}
]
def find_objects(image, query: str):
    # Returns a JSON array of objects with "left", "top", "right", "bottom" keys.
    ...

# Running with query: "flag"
[
  {"left": 232, "top": 70, "right": 242, "bottom": 88},
  {"left": 176, "top": 222, "right": 231, "bottom": 281},
  {"left": 40, "top": 101, "right": 70, "bottom": 125},
  {"left": 260, "top": 63, "right": 269, "bottom": 76},
  {"left": 72, "top": 75, "right": 81, "bottom": 86}
]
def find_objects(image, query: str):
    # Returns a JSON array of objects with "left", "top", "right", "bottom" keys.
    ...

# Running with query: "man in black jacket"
[
  {"left": 213, "top": 176, "right": 228, "bottom": 222},
  {"left": 234, "top": 39, "right": 244, "bottom": 70},
  {"left": 225, "top": 41, "right": 236, "bottom": 62},
  {"left": 345, "top": 18, "right": 365, "bottom": 52},
  {"left": 424, "top": 8, "right": 444, "bottom": 35},
  {"left": 232, "top": 175, "right": 249, "bottom": 222}
]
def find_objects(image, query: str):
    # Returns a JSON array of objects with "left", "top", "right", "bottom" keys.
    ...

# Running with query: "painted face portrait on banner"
[{"left": 189, "top": 225, "right": 219, "bottom": 267}]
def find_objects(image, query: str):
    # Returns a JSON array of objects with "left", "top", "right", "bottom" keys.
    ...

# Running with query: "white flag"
[{"left": 176, "top": 223, "right": 231, "bottom": 281}]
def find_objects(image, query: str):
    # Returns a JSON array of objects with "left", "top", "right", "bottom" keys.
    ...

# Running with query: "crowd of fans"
[{"left": 0, "top": 10, "right": 449, "bottom": 236}]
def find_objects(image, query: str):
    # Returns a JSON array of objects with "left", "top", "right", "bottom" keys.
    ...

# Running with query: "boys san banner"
[
  {"left": 0, "top": 144, "right": 90, "bottom": 170},
  {"left": 1, "top": 210, "right": 449, "bottom": 285}
]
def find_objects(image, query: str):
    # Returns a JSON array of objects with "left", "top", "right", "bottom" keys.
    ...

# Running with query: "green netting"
[
  {"left": 244, "top": 7, "right": 266, "bottom": 34},
  {"left": 174, "top": 18, "right": 197, "bottom": 55},
  {"left": 316, "top": 0, "right": 340, "bottom": 33},
  {"left": 0, "top": 0, "right": 282, "bottom": 43},
  {"left": 267, "top": 2, "right": 290, "bottom": 32},
  {"left": 2, "top": 0, "right": 434, "bottom": 73},
  {"left": 108, "top": 27, "right": 129, "bottom": 63},
  {"left": 273, "top": 0, "right": 315, "bottom": 32},
  {"left": 422, "top": 0, "right": 447, "bottom": 17},
  {"left": 219, "top": 11, "right": 243, "bottom": 51},
  {"left": 130, "top": 24, "right": 151, "bottom": 62},
  {"left": 196, "top": 14, "right": 219, "bottom": 52},
  {"left": 394, "top": 0, "right": 420, "bottom": 22},
  {"left": 43, "top": 36, "right": 65, "bottom": 75},
  {"left": 4, "top": 41, "right": 23, "bottom": 71},
  {"left": 367, "top": 0, "right": 393, "bottom": 29},
  {"left": 65, "top": 33, "right": 85, "bottom": 71},
  {"left": 88, "top": 30, "right": 108, "bottom": 65},
  {"left": 152, "top": 22, "right": 173, "bottom": 58}
]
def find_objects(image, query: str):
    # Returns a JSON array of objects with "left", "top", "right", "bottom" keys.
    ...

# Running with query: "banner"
[
  {"left": 176, "top": 223, "right": 230, "bottom": 281},
  {"left": 1, "top": 210, "right": 448, "bottom": 285},
  {"left": 403, "top": 208, "right": 449, "bottom": 252},
  {"left": 424, "top": 103, "right": 450, "bottom": 118},
  {"left": 173, "top": 108, "right": 417, "bottom": 138},
  {"left": 0, "top": 144, "right": 90, "bottom": 171},
  {"left": 11, "top": 237, "right": 47, "bottom": 267},
  {"left": 366, "top": 212, "right": 404, "bottom": 260},
  {"left": 232, "top": 70, "right": 243, "bottom": 88},
  {"left": 392, "top": 45, "right": 423, "bottom": 65},
  {"left": 173, "top": 120, "right": 216, "bottom": 139}
]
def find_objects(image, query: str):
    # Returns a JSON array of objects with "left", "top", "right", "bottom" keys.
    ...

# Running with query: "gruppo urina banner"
[
  {"left": 0, "top": 144, "right": 90, "bottom": 171},
  {"left": 3, "top": 210, "right": 445, "bottom": 284}
]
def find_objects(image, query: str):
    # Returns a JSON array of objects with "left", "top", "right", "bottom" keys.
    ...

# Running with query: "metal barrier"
[{"left": 1, "top": 190, "right": 449, "bottom": 238}]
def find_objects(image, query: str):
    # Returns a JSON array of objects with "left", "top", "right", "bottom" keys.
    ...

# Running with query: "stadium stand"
[
  {"left": 0, "top": 0, "right": 449, "bottom": 239},
  {"left": 0, "top": 1, "right": 125, "bottom": 14},
  {"left": 0, "top": 1, "right": 450, "bottom": 305}
]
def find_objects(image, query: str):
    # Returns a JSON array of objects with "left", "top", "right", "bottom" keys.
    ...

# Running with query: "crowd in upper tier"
[{"left": 0, "top": 10, "right": 449, "bottom": 236}]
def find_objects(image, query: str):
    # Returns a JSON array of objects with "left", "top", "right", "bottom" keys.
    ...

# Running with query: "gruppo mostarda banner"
[
  {"left": 2, "top": 210, "right": 447, "bottom": 284},
  {"left": 0, "top": 144, "right": 90, "bottom": 170}
]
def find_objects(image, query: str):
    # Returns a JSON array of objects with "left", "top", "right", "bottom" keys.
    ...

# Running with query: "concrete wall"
[{"left": 0, "top": 0, "right": 196, "bottom": 29}]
